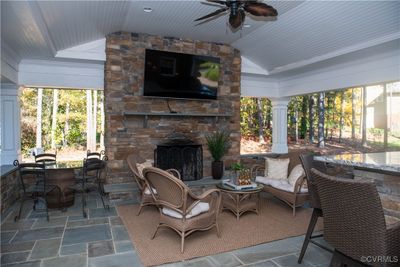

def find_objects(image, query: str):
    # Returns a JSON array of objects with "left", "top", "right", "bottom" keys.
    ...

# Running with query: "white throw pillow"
[
  {"left": 162, "top": 202, "right": 210, "bottom": 219},
  {"left": 136, "top": 160, "right": 153, "bottom": 178},
  {"left": 264, "top": 158, "right": 290, "bottom": 180},
  {"left": 287, "top": 164, "right": 305, "bottom": 187}
]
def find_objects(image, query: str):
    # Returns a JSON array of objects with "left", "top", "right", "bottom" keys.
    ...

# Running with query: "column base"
[{"left": 271, "top": 144, "right": 288, "bottom": 154}]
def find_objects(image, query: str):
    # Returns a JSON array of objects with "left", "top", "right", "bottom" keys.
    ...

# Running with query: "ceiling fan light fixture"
[{"left": 195, "top": 0, "right": 278, "bottom": 32}]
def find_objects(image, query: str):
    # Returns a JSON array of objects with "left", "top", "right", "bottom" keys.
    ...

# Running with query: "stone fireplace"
[{"left": 104, "top": 32, "right": 241, "bottom": 201}]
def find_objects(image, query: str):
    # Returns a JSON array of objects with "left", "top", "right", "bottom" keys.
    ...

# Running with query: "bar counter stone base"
[{"left": 354, "top": 169, "right": 400, "bottom": 223}]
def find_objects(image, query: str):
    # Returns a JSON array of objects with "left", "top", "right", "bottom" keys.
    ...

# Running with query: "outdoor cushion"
[
  {"left": 256, "top": 176, "right": 308, "bottom": 193},
  {"left": 162, "top": 202, "right": 210, "bottom": 219},
  {"left": 274, "top": 182, "right": 308, "bottom": 193},
  {"left": 136, "top": 160, "right": 153, "bottom": 178},
  {"left": 287, "top": 164, "right": 305, "bottom": 186},
  {"left": 264, "top": 158, "right": 290, "bottom": 180},
  {"left": 144, "top": 186, "right": 157, "bottom": 195}
]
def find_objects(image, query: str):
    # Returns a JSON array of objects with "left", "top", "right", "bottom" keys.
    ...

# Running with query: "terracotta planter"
[{"left": 211, "top": 161, "right": 224, "bottom": 179}]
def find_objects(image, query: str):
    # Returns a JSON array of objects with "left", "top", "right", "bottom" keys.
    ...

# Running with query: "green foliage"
[
  {"left": 20, "top": 88, "right": 104, "bottom": 153},
  {"left": 230, "top": 162, "right": 244, "bottom": 171},
  {"left": 240, "top": 97, "right": 272, "bottom": 140},
  {"left": 20, "top": 121, "right": 35, "bottom": 156},
  {"left": 300, "top": 96, "right": 308, "bottom": 139},
  {"left": 205, "top": 131, "right": 230, "bottom": 161}
]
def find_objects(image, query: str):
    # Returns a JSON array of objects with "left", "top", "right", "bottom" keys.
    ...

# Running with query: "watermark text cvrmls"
[{"left": 360, "top": 256, "right": 398, "bottom": 264}]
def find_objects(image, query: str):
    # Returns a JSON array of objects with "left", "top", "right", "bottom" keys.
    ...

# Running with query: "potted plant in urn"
[{"left": 206, "top": 131, "right": 230, "bottom": 179}]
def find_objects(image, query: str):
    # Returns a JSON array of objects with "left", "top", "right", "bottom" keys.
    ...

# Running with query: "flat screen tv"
[{"left": 144, "top": 49, "right": 220, "bottom": 100}]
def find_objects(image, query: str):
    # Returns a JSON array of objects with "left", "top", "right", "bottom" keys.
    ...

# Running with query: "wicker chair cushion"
[
  {"left": 264, "top": 158, "right": 290, "bottom": 179},
  {"left": 287, "top": 164, "right": 305, "bottom": 186},
  {"left": 136, "top": 160, "right": 153, "bottom": 178},
  {"left": 144, "top": 187, "right": 157, "bottom": 195},
  {"left": 256, "top": 176, "right": 308, "bottom": 193},
  {"left": 162, "top": 202, "right": 210, "bottom": 219}
]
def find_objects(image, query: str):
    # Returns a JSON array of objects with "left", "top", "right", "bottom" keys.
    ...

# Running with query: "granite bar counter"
[
  {"left": 314, "top": 151, "right": 400, "bottom": 174},
  {"left": 314, "top": 151, "right": 400, "bottom": 222}
]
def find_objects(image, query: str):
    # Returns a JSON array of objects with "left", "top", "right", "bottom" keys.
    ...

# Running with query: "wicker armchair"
[
  {"left": 142, "top": 167, "right": 222, "bottom": 253},
  {"left": 252, "top": 151, "right": 309, "bottom": 216},
  {"left": 126, "top": 154, "right": 181, "bottom": 215},
  {"left": 311, "top": 169, "right": 400, "bottom": 267}
]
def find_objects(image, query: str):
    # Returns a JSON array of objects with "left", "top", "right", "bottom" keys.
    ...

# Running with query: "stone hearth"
[{"left": 104, "top": 32, "right": 241, "bottom": 201}]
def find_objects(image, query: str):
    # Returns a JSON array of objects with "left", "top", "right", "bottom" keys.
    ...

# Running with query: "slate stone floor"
[{"left": 1, "top": 192, "right": 332, "bottom": 267}]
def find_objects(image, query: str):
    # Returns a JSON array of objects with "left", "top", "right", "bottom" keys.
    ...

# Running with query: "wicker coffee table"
[{"left": 216, "top": 183, "right": 263, "bottom": 220}]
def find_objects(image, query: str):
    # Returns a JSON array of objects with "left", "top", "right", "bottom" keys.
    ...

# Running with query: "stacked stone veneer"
[
  {"left": 104, "top": 32, "right": 241, "bottom": 201},
  {"left": 1, "top": 170, "right": 19, "bottom": 214}
]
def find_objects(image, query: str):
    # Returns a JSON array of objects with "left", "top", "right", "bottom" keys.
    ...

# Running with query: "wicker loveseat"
[{"left": 252, "top": 150, "right": 310, "bottom": 216}]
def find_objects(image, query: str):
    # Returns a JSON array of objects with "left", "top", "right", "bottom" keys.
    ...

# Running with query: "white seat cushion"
[
  {"left": 265, "top": 158, "right": 290, "bottom": 180},
  {"left": 162, "top": 202, "right": 210, "bottom": 219},
  {"left": 256, "top": 176, "right": 308, "bottom": 193},
  {"left": 256, "top": 176, "right": 283, "bottom": 187}
]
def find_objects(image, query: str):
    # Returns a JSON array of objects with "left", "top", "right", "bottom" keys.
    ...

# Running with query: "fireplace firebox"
[{"left": 154, "top": 140, "right": 203, "bottom": 181}]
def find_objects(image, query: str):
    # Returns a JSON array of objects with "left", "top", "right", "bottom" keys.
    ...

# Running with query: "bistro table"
[
  {"left": 45, "top": 160, "right": 83, "bottom": 209},
  {"left": 216, "top": 183, "right": 263, "bottom": 220},
  {"left": 314, "top": 151, "right": 400, "bottom": 222}
]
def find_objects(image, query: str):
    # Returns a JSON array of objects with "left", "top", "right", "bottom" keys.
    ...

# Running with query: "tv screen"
[{"left": 144, "top": 49, "right": 220, "bottom": 100}]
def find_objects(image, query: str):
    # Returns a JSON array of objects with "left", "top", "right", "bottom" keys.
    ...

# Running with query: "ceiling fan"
[{"left": 195, "top": 0, "right": 278, "bottom": 30}]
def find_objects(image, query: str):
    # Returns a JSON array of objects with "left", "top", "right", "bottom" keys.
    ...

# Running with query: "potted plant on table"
[{"left": 206, "top": 131, "right": 230, "bottom": 179}]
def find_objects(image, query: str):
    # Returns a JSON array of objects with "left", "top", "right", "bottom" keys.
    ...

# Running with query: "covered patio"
[{"left": 1, "top": 1, "right": 399, "bottom": 267}]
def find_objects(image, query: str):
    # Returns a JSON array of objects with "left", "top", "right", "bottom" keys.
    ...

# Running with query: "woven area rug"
[{"left": 117, "top": 197, "right": 323, "bottom": 266}]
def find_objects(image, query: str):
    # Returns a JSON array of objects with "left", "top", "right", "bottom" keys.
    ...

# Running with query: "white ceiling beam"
[
  {"left": 241, "top": 57, "right": 269, "bottom": 76},
  {"left": 269, "top": 31, "right": 400, "bottom": 75},
  {"left": 55, "top": 39, "right": 106, "bottom": 61},
  {"left": 27, "top": 0, "right": 57, "bottom": 56}
]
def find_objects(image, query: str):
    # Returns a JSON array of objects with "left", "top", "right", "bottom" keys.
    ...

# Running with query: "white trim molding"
[{"left": 0, "top": 84, "right": 21, "bottom": 165}]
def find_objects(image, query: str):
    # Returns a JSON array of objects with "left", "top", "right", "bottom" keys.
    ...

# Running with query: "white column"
[
  {"left": 271, "top": 97, "right": 290, "bottom": 154},
  {"left": 0, "top": 84, "right": 21, "bottom": 164}
]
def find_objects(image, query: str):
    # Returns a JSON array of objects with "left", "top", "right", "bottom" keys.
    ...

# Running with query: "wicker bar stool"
[
  {"left": 298, "top": 153, "right": 333, "bottom": 263},
  {"left": 312, "top": 169, "right": 400, "bottom": 267}
]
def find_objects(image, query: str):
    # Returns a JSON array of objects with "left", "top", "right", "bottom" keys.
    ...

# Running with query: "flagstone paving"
[{"left": 1, "top": 193, "right": 332, "bottom": 267}]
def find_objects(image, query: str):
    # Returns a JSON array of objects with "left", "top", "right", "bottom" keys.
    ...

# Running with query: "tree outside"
[
  {"left": 240, "top": 81, "right": 400, "bottom": 154},
  {"left": 20, "top": 88, "right": 104, "bottom": 161}
]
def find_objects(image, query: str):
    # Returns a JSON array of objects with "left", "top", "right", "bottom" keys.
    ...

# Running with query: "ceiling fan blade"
[
  {"left": 244, "top": 3, "right": 278, "bottom": 17},
  {"left": 229, "top": 9, "right": 245, "bottom": 29},
  {"left": 194, "top": 7, "right": 229, "bottom": 21},
  {"left": 206, "top": 0, "right": 227, "bottom": 5}
]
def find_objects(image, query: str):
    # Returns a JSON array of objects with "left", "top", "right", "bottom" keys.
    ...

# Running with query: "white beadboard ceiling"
[{"left": 1, "top": 0, "right": 399, "bottom": 76}]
